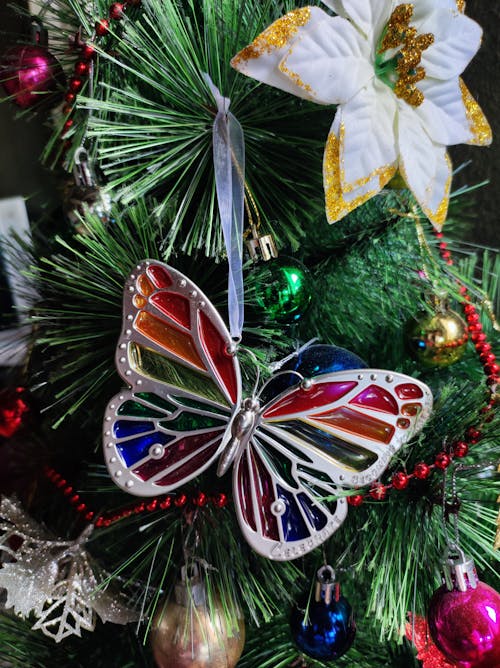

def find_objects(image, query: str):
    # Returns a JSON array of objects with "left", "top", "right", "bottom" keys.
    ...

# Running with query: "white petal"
[
  {"left": 398, "top": 106, "right": 451, "bottom": 228},
  {"left": 411, "top": 0, "right": 459, "bottom": 23},
  {"left": 321, "top": 0, "right": 393, "bottom": 41},
  {"left": 280, "top": 16, "right": 373, "bottom": 104},
  {"left": 231, "top": 7, "right": 330, "bottom": 101},
  {"left": 416, "top": 9, "right": 482, "bottom": 79},
  {"left": 323, "top": 109, "right": 395, "bottom": 223},
  {"left": 339, "top": 80, "right": 398, "bottom": 188},
  {"left": 415, "top": 77, "right": 472, "bottom": 145}
]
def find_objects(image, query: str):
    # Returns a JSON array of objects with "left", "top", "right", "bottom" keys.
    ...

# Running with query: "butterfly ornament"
[{"left": 103, "top": 260, "right": 433, "bottom": 561}]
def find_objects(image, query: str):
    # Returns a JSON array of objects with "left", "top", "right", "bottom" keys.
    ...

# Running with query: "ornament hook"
[{"left": 315, "top": 565, "right": 339, "bottom": 605}]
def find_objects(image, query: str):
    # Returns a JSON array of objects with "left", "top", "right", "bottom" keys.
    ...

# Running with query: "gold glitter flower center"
[{"left": 376, "top": 3, "right": 434, "bottom": 107}]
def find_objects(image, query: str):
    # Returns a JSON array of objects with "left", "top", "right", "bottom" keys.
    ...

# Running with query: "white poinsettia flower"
[{"left": 231, "top": 0, "right": 491, "bottom": 229}]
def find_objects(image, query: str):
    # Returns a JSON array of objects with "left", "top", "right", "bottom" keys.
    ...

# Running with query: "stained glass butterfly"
[{"left": 103, "top": 260, "right": 433, "bottom": 561}]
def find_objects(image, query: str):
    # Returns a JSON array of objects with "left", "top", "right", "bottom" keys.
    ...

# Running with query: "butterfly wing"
[
  {"left": 233, "top": 369, "right": 432, "bottom": 559},
  {"left": 103, "top": 260, "right": 241, "bottom": 496}
]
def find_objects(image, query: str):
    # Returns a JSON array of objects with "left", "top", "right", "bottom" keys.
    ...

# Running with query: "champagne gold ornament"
[
  {"left": 151, "top": 565, "right": 245, "bottom": 668},
  {"left": 406, "top": 298, "right": 468, "bottom": 368}
]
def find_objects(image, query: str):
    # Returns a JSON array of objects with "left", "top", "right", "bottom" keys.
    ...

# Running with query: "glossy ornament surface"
[
  {"left": 428, "top": 550, "right": 500, "bottom": 667},
  {"left": 251, "top": 256, "right": 312, "bottom": 323},
  {"left": 151, "top": 568, "right": 244, "bottom": 668},
  {"left": 406, "top": 309, "right": 468, "bottom": 368},
  {"left": 260, "top": 344, "right": 367, "bottom": 403},
  {"left": 428, "top": 581, "right": 500, "bottom": 666},
  {"left": 104, "top": 260, "right": 433, "bottom": 560},
  {"left": 290, "top": 566, "right": 355, "bottom": 660},
  {"left": 0, "top": 45, "right": 65, "bottom": 109}
]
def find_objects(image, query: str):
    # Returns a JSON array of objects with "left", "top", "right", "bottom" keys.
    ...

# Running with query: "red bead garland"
[
  {"left": 44, "top": 465, "right": 228, "bottom": 528},
  {"left": 345, "top": 230, "right": 497, "bottom": 507},
  {"left": 61, "top": 1, "right": 140, "bottom": 145},
  {"left": 414, "top": 462, "right": 431, "bottom": 480},
  {"left": 392, "top": 471, "right": 410, "bottom": 490}
]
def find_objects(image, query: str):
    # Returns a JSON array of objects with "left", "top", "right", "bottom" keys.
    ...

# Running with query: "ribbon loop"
[{"left": 203, "top": 73, "right": 245, "bottom": 340}]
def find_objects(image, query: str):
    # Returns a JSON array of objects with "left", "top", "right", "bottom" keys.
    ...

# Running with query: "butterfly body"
[
  {"left": 217, "top": 397, "right": 260, "bottom": 477},
  {"left": 103, "top": 260, "right": 433, "bottom": 560}
]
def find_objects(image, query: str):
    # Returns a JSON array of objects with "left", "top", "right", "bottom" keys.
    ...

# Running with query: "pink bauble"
[
  {"left": 0, "top": 44, "right": 65, "bottom": 109},
  {"left": 428, "top": 581, "right": 500, "bottom": 667}
]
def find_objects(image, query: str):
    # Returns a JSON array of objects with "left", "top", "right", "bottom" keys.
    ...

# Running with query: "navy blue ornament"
[
  {"left": 290, "top": 566, "right": 356, "bottom": 661},
  {"left": 261, "top": 344, "right": 367, "bottom": 404}
]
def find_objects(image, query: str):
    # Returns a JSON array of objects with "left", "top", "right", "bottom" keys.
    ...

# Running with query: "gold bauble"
[
  {"left": 406, "top": 308, "right": 468, "bottom": 368},
  {"left": 151, "top": 569, "right": 245, "bottom": 668}
]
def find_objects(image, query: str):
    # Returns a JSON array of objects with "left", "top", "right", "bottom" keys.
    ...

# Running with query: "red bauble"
[
  {"left": 414, "top": 462, "right": 432, "bottom": 479},
  {"left": 428, "top": 581, "right": 500, "bottom": 667},
  {"left": 0, "top": 44, "right": 65, "bottom": 109},
  {"left": 0, "top": 387, "right": 28, "bottom": 438},
  {"left": 434, "top": 452, "right": 451, "bottom": 470},
  {"left": 369, "top": 483, "right": 386, "bottom": 500},
  {"left": 95, "top": 19, "right": 110, "bottom": 36},
  {"left": 392, "top": 471, "right": 409, "bottom": 490},
  {"left": 109, "top": 2, "right": 125, "bottom": 19},
  {"left": 452, "top": 441, "right": 469, "bottom": 458}
]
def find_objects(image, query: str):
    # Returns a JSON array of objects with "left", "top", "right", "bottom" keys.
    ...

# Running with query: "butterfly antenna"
[
  {"left": 235, "top": 345, "right": 262, "bottom": 397},
  {"left": 255, "top": 369, "right": 305, "bottom": 402},
  {"left": 268, "top": 337, "right": 319, "bottom": 373}
]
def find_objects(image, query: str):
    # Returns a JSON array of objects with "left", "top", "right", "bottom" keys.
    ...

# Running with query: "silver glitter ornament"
[{"left": 0, "top": 496, "right": 137, "bottom": 642}]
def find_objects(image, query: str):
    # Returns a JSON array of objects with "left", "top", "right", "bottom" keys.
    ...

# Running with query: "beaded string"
[
  {"left": 348, "top": 229, "right": 498, "bottom": 507},
  {"left": 45, "top": 228, "right": 496, "bottom": 520},
  {"left": 44, "top": 465, "right": 228, "bottom": 528},
  {"left": 61, "top": 0, "right": 140, "bottom": 143}
]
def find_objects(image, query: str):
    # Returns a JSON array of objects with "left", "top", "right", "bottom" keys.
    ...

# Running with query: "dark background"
[{"left": 0, "top": 1, "right": 498, "bottom": 244}]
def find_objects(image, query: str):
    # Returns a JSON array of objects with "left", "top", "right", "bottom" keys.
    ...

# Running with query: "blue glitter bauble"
[
  {"left": 261, "top": 344, "right": 367, "bottom": 404},
  {"left": 290, "top": 595, "right": 356, "bottom": 661}
]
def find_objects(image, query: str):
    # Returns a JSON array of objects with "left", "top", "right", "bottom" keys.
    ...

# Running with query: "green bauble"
[
  {"left": 406, "top": 308, "right": 468, "bottom": 368},
  {"left": 251, "top": 256, "right": 313, "bottom": 323}
]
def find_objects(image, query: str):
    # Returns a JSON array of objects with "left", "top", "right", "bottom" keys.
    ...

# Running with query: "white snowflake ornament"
[
  {"left": 232, "top": 0, "right": 492, "bottom": 229},
  {"left": 0, "top": 497, "right": 138, "bottom": 643}
]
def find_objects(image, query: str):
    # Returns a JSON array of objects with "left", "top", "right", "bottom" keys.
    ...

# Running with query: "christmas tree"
[{"left": 0, "top": 1, "right": 499, "bottom": 667}]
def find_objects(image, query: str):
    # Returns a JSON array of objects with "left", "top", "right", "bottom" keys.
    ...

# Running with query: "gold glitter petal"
[
  {"left": 456, "top": 0, "right": 466, "bottom": 13},
  {"left": 459, "top": 79, "right": 492, "bottom": 147},
  {"left": 337, "top": 124, "right": 396, "bottom": 194},
  {"left": 422, "top": 153, "right": 452, "bottom": 230},
  {"left": 279, "top": 60, "right": 314, "bottom": 96},
  {"left": 323, "top": 132, "right": 390, "bottom": 223},
  {"left": 231, "top": 7, "right": 311, "bottom": 69}
]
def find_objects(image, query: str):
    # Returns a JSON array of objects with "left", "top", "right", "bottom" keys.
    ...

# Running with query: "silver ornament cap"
[
  {"left": 315, "top": 565, "right": 340, "bottom": 606},
  {"left": 174, "top": 563, "right": 207, "bottom": 607},
  {"left": 441, "top": 545, "right": 478, "bottom": 592}
]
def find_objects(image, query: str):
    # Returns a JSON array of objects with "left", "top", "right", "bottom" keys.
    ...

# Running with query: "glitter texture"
[
  {"left": 379, "top": 4, "right": 414, "bottom": 52},
  {"left": 0, "top": 497, "right": 138, "bottom": 643},
  {"left": 404, "top": 153, "right": 451, "bottom": 230},
  {"left": 459, "top": 79, "right": 492, "bottom": 146},
  {"left": 337, "top": 124, "right": 396, "bottom": 195},
  {"left": 323, "top": 131, "right": 395, "bottom": 223},
  {"left": 231, "top": 0, "right": 490, "bottom": 229},
  {"left": 231, "top": 7, "right": 311, "bottom": 68},
  {"left": 378, "top": 3, "right": 434, "bottom": 107},
  {"left": 279, "top": 60, "right": 314, "bottom": 96},
  {"left": 406, "top": 615, "right": 457, "bottom": 668}
]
